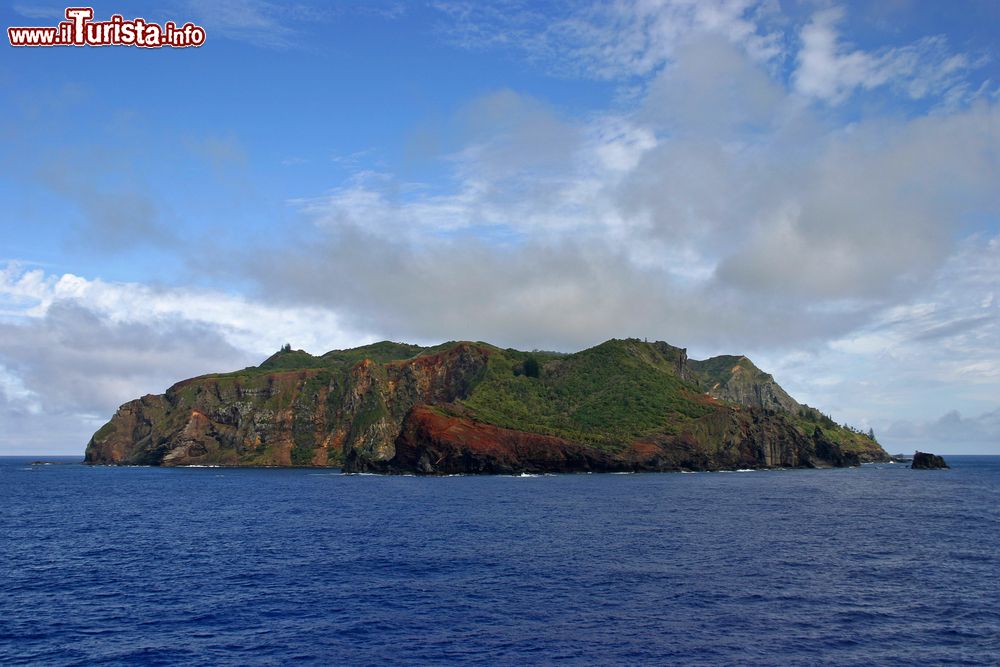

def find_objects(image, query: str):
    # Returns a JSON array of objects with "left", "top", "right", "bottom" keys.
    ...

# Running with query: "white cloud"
[
  {"left": 0, "top": 364, "right": 42, "bottom": 415},
  {"left": 793, "top": 7, "right": 978, "bottom": 105},
  {"left": 0, "top": 263, "right": 368, "bottom": 357},
  {"left": 883, "top": 408, "right": 1000, "bottom": 455},
  {"left": 0, "top": 301, "right": 248, "bottom": 416},
  {"left": 243, "top": 40, "right": 998, "bottom": 356},
  {"left": 0, "top": 263, "right": 374, "bottom": 454},
  {"left": 294, "top": 91, "right": 646, "bottom": 246},
  {"left": 754, "top": 232, "right": 1000, "bottom": 453},
  {"left": 435, "top": 0, "right": 784, "bottom": 79},
  {"left": 438, "top": 1, "right": 987, "bottom": 110},
  {"left": 829, "top": 234, "right": 1000, "bottom": 387}
]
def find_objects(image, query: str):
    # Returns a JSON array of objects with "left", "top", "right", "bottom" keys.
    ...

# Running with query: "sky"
[{"left": 1, "top": 0, "right": 997, "bottom": 456}]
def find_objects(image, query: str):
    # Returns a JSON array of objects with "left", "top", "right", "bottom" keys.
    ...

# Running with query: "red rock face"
[
  {"left": 381, "top": 405, "right": 625, "bottom": 474},
  {"left": 86, "top": 344, "right": 496, "bottom": 467},
  {"left": 84, "top": 394, "right": 171, "bottom": 465},
  {"left": 353, "top": 403, "right": 841, "bottom": 475}
]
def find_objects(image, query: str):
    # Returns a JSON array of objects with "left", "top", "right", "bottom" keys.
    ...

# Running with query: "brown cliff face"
[
  {"left": 349, "top": 405, "right": 858, "bottom": 475},
  {"left": 354, "top": 405, "right": 626, "bottom": 474},
  {"left": 624, "top": 407, "right": 820, "bottom": 471},
  {"left": 84, "top": 394, "right": 172, "bottom": 465},
  {"left": 85, "top": 343, "right": 491, "bottom": 467},
  {"left": 85, "top": 370, "right": 329, "bottom": 466},
  {"left": 351, "top": 403, "right": 857, "bottom": 475},
  {"left": 687, "top": 356, "right": 801, "bottom": 413},
  {"left": 85, "top": 338, "right": 887, "bottom": 472}
]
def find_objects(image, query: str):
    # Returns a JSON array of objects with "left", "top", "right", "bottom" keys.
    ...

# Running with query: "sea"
[{"left": 2, "top": 456, "right": 998, "bottom": 666}]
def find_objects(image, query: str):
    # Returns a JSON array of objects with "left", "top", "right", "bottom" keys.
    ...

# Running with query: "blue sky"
[{"left": 1, "top": 0, "right": 998, "bottom": 455}]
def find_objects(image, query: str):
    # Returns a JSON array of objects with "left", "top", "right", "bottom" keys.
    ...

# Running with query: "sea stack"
[{"left": 911, "top": 451, "right": 949, "bottom": 469}]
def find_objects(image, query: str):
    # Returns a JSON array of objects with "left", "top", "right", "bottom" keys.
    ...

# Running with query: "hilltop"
[{"left": 84, "top": 338, "right": 887, "bottom": 473}]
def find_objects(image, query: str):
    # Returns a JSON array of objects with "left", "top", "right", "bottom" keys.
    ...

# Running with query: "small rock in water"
[{"left": 911, "top": 451, "right": 949, "bottom": 469}]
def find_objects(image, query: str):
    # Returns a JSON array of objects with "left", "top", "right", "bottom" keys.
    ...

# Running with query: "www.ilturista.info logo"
[{"left": 8, "top": 7, "right": 206, "bottom": 48}]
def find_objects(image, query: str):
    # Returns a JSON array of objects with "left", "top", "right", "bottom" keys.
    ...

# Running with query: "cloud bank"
[
  {"left": 236, "top": 37, "right": 998, "bottom": 357},
  {"left": 0, "top": 264, "right": 370, "bottom": 453}
]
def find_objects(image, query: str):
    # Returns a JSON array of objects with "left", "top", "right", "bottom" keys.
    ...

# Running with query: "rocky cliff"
[
  {"left": 687, "top": 355, "right": 800, "bottom": 412},
  {"left": 85, "top": 338, "right": 889, "bottom": 473},
  {"left": 911, "top": 451, "right": 949, "bottom": 469}
]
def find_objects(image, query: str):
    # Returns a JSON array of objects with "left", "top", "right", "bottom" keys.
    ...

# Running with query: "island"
[{"left": 84, "top": 339, "right": 889, "bottom": 473}]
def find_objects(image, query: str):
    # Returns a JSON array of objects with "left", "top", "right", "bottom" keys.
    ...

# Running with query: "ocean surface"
[{"left": 2, "top": 456, "right": 998, "bottom": 666}]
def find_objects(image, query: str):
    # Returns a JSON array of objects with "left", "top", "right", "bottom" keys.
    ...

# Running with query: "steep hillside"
[
  {"left": 687, "top": 355, "right": 800, "bottom": 412},
  {"left": 85, "top": 338, "right": 888, "bottom": 472}
]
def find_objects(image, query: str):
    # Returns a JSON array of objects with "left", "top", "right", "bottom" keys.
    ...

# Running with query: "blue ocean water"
[{"left": 2, "top": 457, "right": 998, "bottom": 666}]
